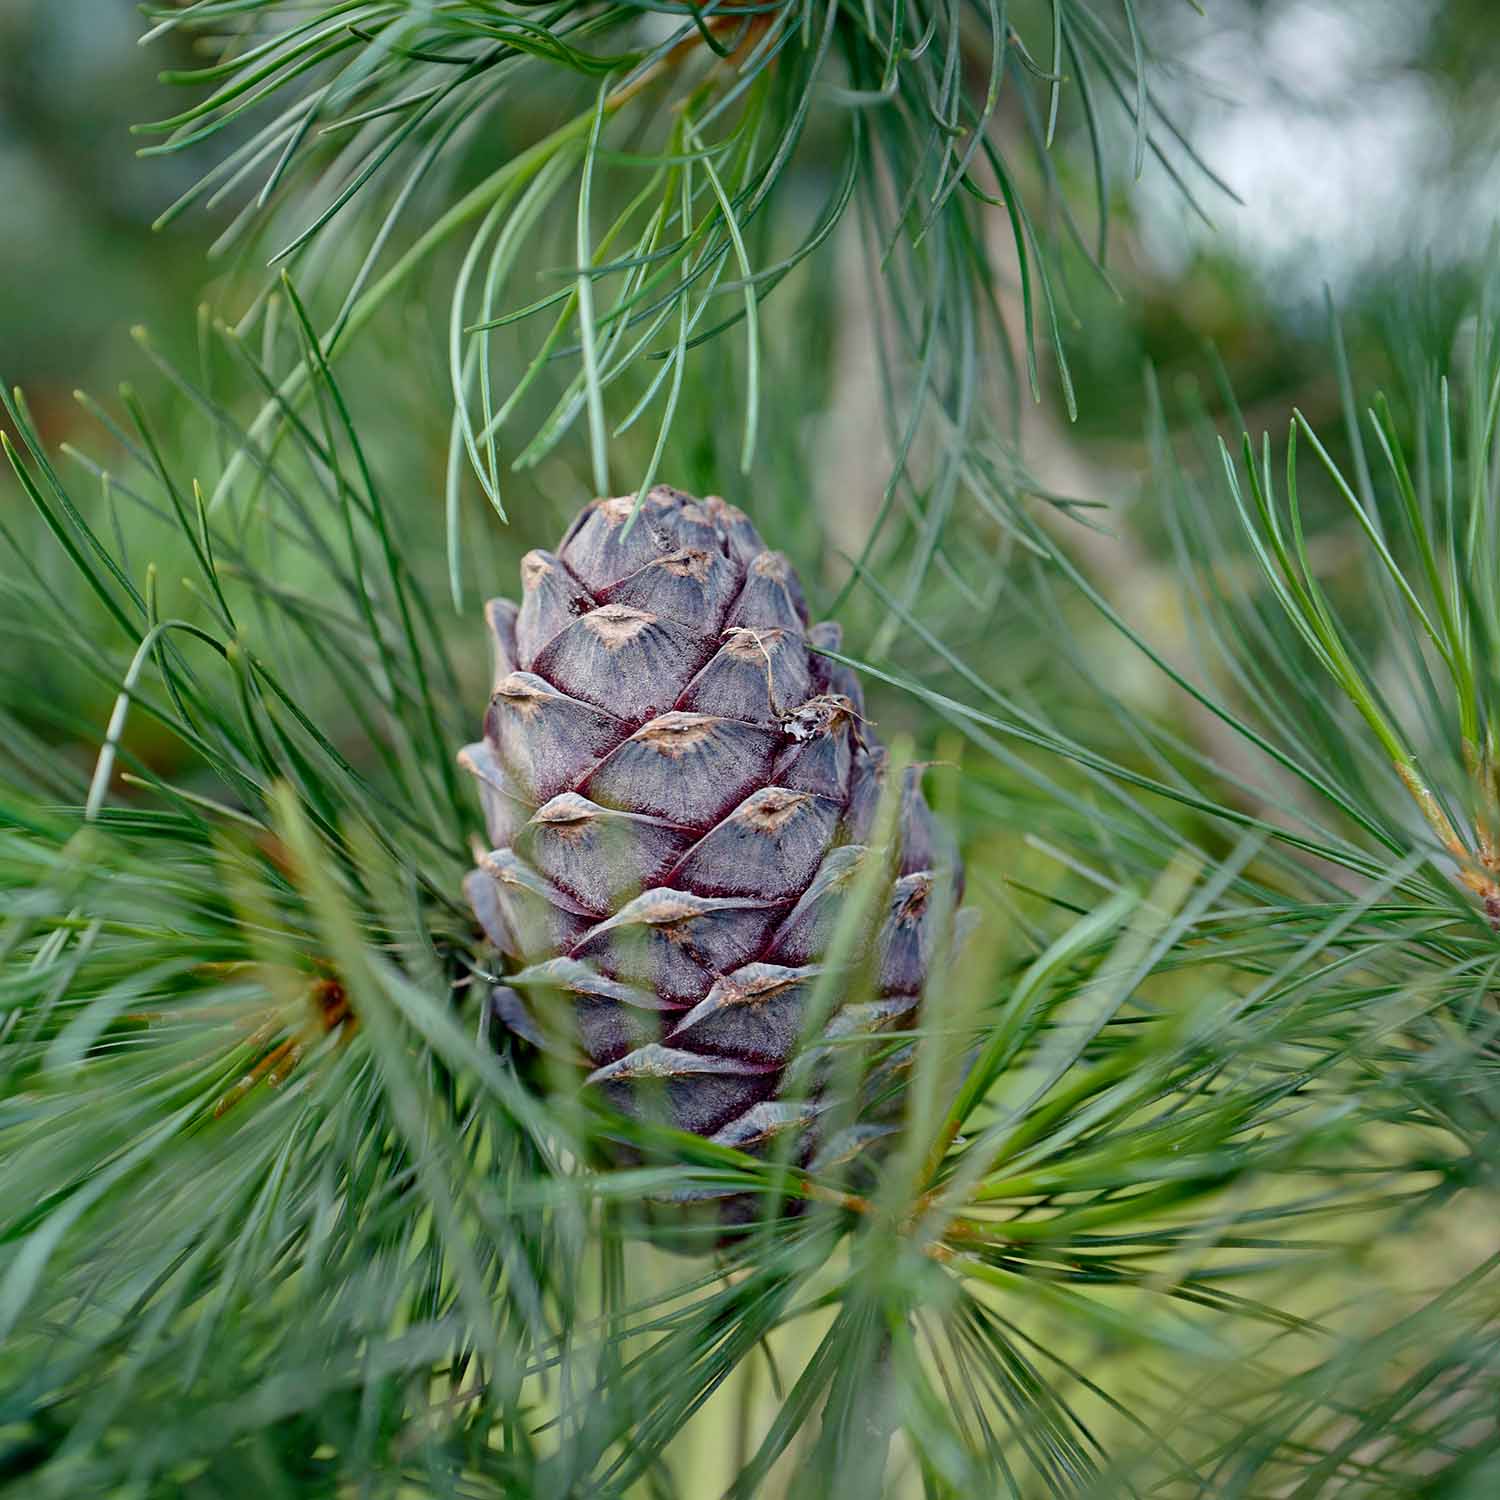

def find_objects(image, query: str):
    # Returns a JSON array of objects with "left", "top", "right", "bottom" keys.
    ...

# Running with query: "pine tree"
[{"left": 1, "top": 3, "right": 1497, "bottom": 1496}]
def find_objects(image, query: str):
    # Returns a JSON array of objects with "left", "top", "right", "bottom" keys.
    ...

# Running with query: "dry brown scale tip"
[{"left": 460, "top": 486, "right": 966, "bottom": 1178}]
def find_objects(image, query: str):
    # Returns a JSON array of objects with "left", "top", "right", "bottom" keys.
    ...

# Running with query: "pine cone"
[{"left": 461, "top": 487, "right": 960, "bottom": 1169}]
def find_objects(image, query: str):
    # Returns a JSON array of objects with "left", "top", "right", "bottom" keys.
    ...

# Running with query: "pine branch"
[
  {"left": 131, "top": 0, "right": 1227, "bottom": 604},
  {"left": 2, "top": 16, "right": 1499, "bottom": 1495}
]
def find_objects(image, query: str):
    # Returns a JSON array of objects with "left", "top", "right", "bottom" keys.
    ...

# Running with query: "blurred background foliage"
[
  {"left": 4, "top": 0, "right": 1500, "bottom": 1494},
  {"left": 0, "top": 2, "right": 215, "bottom": 414}
]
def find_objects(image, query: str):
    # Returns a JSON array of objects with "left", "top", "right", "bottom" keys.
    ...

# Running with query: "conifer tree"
[{"left": 2, "top": 3, "right": 1497, "bottom": 1495}]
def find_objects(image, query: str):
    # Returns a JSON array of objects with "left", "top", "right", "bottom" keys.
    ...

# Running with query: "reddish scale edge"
[{"left": 461, "top": 487, "right": 964, "bottom": 1164}]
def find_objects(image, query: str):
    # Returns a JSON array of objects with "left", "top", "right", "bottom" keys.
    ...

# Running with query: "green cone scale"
[{"left": 461, "top": 486, "right": 961, "bottom": 1160}]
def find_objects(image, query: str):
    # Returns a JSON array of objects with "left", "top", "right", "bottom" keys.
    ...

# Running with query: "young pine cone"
[{"left": 461, "top": 487, "right": 961, "bottom": 1164}]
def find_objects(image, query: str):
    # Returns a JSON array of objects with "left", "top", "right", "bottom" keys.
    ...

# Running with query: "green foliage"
[
  {"left": 0, "top": 276, "right": 1495, "bottom": 1494},
  {"left": 2, "top": 3, "right": 1499, "bottom": 1496},
  {"left": 131, "top": 0, "right": 1228, "bottom": 597}
]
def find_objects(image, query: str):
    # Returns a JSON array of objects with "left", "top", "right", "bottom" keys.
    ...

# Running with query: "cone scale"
[{"left": 462, "top": 487, "right": 959, "bottom": 1160}]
